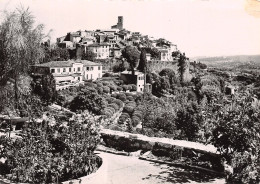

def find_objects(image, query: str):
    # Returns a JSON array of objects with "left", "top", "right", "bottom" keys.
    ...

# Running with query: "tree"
[
  {"left": 210, "top": 96, "right": 260, "bottom": 183},
  {"left": 69, "top": 87, "right": 107, "bottom": 114},
  {"left": 82, "top": 47, "right": 96, "bottom": 61},
  {"left": 137, "top": 49, "right": 147, "bottom": 72},
  {"left": 159, "top": 68, "right": 178, "bottom": 87},
  {"left": 0, "top": 6, "right": 46, "bottom": 112},
  {"left": 121, "top": 46, "right": 140, "bottom": 75},
  {"left": 175, "top": 102, "right": 202, "bottom": 141},
  {"left": 50, "top": 47, "right": 70, "bottom": 61},
  {"left": 178, "top": 52, "right": 187, "bottom": 85}
]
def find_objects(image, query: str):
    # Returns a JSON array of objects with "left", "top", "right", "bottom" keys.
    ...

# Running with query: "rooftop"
[
  {"left": 121, "top": 70, "right": 144, "bottom": 76},
  {"left": 33, "top": 60, "right": 102, "bottom": 68},
  {"left": 88, "top": 43, "right": 110, "bottom": 47}
]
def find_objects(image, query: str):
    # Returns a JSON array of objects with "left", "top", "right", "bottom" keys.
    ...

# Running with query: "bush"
[
  {"left": 117, "top": 86, "right": 123, "bottom": 91},
  {"left": 127, "top": 96, "right": 134, "bottom": 101},
  {"left": 117, "top": 93, "right": 127, "bottom": 102},
  {"left": 85, "top": 82, "right": 97, "bottom": 88},
  {"left": 108, "top": 103, "right": 120, "bottom": 112},
  {"left": 102, "top": 81, "right": 110, "bottom": 86},
  {"left": 109, "top": 85, "right": 117, "bottom": 92},
  {"left": 131, "top": 115, "right": 141, "bottom": 127},
  {"left": 122, "top": 85, "right": 130, "bottom": 91},
  {"left": 97, "top": 87, "right": 103, "bottom": 94},
  {"left": 114, "top": 99, "right": 124, "bottom": 109},
  {"left": 106, "top": 97, "right": 117, "bottom": 104},
  {"left": 123, "top": 105, "right": 135, "bottom": 114},
  {"left": 118, "top": 113, "right": 130, "bottom": 124},
  {"left": 132, "top": 110, "right": 143, "bottom": 120},
  {"left": 103, "top": 86, "right": 110, "bottom": 93},
  {"left": 0, "top": 113, "right": 101, "bottom": 183},
  {"left": 96, "top": 82, "right": 103, "bottom": 87},
  {"left": 103, "top": 73, "right": 113, "bottom": 77},
  {"left": 111, "top": 93, "right": 118, "bottom": 98},
  {"left": 130, "top": 84, "right": 137, "bottom": 91}
]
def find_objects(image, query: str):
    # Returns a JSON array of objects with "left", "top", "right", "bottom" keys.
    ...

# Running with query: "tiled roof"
[
  {"left": 88, "top": 43, "right": 109, "bottom": 47},
  {"left": 33, "top": 60, "right": 102, "bottom": 68},
  {"left": 81, "top": 60, "right": 102, "bottom": 66},
  {"left": 34, "top": 61, "right": 74, "bottom": 68}
]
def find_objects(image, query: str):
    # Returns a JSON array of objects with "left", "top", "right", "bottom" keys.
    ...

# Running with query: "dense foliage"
[{"left": 0, "top": 112, "right": 101, "bottom": 183}]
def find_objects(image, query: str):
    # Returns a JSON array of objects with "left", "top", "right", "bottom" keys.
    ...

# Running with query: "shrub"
[
  {"left": 132, "top": 110, "right": 143, "bottom": 120},
  {"left": 103, "top": 86, "right": 110, "bottom": 93},
  {"left": 97, "top": 87, "right": 103, "bottom": 94},
  {"left": 122, "top": 85, "right": 130, "bottom": 91},
  {"left": 117, "top": 86, "right": 123, "bottom": 91},
  {"left": 102, "top": 81, "right": 110, "bottom": 86},
  {"left": 114, "top": 99, "right": 124, "bottom": 109},
  {"left": 132, "top": 115, "right": 141, "bottom": 127},
  {"left": 108, "top": 103, "right": 120, "bottom": 112},
  {"left": 123, "top": 105, "right": 135, "bottom": 114},
  {"left": 109, "top": 85, "right": 117, "bottom": 92},
  {"left": 118, "top": 113, "right": 130, "bottom": 124},
  {"left": 96, "top": 82, "right": 103, "bottom": 87},
  {"left": 127, "top": 96, "right": 134, "bottom": 101},
  {"left": 103, "top": 72, "right": 113, "bottom": 77},
  {"left": 117, "top": 93, "right": 127, "bottom": 102},
  {"left": 0, "top": 113, "right": 101, "bottom": 183},
  {"left": 111, "top": 93, "right": 118, "bottom": 98},
  {"left": 106, "top": 97, "right": 116, "bottom": 104},
  {"left": 130, "top": 84, "right": 137, "bottom": 91},
  {"left": 85, "top": 82, "right": 97, "bottom": 88}
]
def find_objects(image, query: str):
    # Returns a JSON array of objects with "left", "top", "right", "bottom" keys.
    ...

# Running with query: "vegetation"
[{"left": 0, "top": 112, "right": 102, "bottom": 183}]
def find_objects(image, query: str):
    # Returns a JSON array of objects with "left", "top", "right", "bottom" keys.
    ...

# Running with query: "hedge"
[
  {"left": 127, "top": 96, "right": 134, "bottom": 101},
  {"left": 97, "top": 87, "right": 103, "bottom": 94},
  {"left": 103, "top": 86, "right": 110, "bottom": 93},
  {"left": 117, "top": 93, "right": 127, "bottom": 102},
  {"left": 108, "top": 103, "right": 120, "bottom": 112},
  {"left": 114, "top": 99, "right": 124, "bottom": 109},
  {"left": 131, "top": 115, "right": 141, "bottom": 127},
  {"left": 123, "top": 105, "right": 135, "bottom": 114},
  {"left": 118, "top": 112, "right": 130, "bottom": 124}
]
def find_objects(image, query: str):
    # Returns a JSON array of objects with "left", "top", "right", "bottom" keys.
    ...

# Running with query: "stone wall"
[{"left": 100, "top": 129, "right": 224, "bottom": 172}]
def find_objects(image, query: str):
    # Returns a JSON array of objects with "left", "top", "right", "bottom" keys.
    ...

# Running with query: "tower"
[{"left": 117, "top": 16, "right": 123, "bottom": 30}]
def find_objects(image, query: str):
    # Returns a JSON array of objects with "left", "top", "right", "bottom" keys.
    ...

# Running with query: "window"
[
  {"left": 57, "top": 69, "right": 60, "bottom": 73},
  {"left": 74, "top": 68, "right": 75, "bottom": 72},
  {"left": 63, "top": 68, "right": 66, "bottom": 72},
  {"left": 91, "top": 74, "right": 92, "bottom": 79},
  {"left": 77, "top": 67, "right": 80, "bottom": 72},
  {"left": 78, "top": 77, "right": 80, "bottom": 81},
  {"left": 51, "top": 69, "right": 55, "bottom": 73},
  {"left": 91, "top": 67, "right": 93, "bottom": 71},
  {"left": 86, "top": 74, "right": 88, "bottom": 80},
  {"left": 98, "top": 66, "right": 100, "bottom": 70},
  {"left": 69, "top": 68, "right": 72, "bottom": 72},
  {"left": 86, "top": 67, "right": 89, "bottom": 71}
]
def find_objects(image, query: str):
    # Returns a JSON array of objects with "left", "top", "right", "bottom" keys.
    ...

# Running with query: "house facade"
[
  {"left": 32, "top": 60, "right": 102, "bottom": 85},
  {"left": 120, "top": 70, "right": 146, "bottom": 92},
  {"left": 87, "top": 43, "right": 110, "bottom": 59}
]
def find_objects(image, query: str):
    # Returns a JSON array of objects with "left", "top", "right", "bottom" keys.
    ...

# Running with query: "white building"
[
  {"left": 87, "top": 43, "right": 110, "bottom": 59},
  {"left": 32, "top": 60, "right": 102, "bottom": 85}
]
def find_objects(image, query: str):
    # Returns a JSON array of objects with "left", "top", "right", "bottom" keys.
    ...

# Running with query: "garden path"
[{"left": 85, "top": 151, "right": 226, "bottom": 184}]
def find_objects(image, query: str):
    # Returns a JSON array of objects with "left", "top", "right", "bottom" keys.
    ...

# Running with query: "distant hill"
[{"left": 192, "top": 55, "right": 260, "bottom": 63}]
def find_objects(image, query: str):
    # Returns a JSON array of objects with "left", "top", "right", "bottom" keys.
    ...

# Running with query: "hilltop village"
[{"left": 0, "top": 10, "right": 260, "bottom": 184}]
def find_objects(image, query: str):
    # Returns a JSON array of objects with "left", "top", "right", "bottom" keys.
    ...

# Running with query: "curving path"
[{"left": 85, "top": 151, "right": 226, "bottom": 184}]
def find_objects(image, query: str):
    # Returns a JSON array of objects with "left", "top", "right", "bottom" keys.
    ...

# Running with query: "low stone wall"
[{"left": 100, "top": 129, "right": 224, "bottom": 172}]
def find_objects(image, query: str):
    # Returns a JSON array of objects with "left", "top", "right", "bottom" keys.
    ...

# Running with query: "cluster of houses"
[
  {"left": 33, "top": 16, "right": 181, "bottom": 92},
  {"left": 56, "top": 16, "right": 179, "bottom": 61}
]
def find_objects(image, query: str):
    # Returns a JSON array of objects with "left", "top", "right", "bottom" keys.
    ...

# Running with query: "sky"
[{"left": 0, "top": 0, "right": 260, "bottom": 57}]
